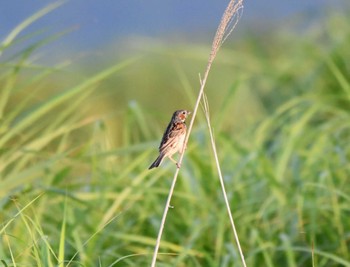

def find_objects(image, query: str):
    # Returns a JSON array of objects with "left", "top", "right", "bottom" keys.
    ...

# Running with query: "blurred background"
[
  {"left": 1, "top": 0, "right": 348, "bottom": 144},
  {"left": 1, "top": 0, "right": 348, "bottom": 50},
  {"left": 1, "top": 0, "right": 349, "bottom": 266}
]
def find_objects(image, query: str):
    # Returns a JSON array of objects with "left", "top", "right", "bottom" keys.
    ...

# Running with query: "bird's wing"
[{"left": 159, "top": 122, "right": 186, "bottom": 152}]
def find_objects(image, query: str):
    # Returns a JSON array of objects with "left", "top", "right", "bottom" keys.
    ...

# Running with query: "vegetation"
[{"left": 0, "top": 3, "right": 349, "bottom": 267}]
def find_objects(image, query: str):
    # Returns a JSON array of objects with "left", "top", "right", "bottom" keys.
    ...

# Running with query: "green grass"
[{"left": 1, "top": 3, "right": 350, "bottom": 267}]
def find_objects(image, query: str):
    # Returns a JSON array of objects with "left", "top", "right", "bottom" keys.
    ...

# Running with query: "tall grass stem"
[
  {"left": 202, "top": 93, "right": 247, "bottom": 267},
  {"left": 151, "top": 1, "right": 244, "bottom": 266}
]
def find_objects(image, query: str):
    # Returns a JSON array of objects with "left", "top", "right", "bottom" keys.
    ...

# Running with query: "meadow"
[{"left": 0, "top": 4, "right": 349, "bottom": 267}]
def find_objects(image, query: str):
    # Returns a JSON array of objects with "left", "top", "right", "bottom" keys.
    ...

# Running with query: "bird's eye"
[{"left": 182, "top": 111, "right": 186, "bottom": 114}]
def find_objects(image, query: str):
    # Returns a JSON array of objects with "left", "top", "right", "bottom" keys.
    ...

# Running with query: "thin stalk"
[
  {"left": 151, "top": 1, "right": 244, "bottom": 266},
  {"left": 202, "top": 93, "right": 247, "bottom": 267}
]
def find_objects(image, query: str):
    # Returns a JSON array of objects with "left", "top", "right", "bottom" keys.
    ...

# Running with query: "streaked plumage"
[{"left": 149, "top": 110, "right": 191, "bottom": 169}]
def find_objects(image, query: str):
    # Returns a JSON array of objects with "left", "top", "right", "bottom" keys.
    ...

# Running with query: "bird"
[{"left": 149, "top": 110, "right": 191, "bottom": 169}]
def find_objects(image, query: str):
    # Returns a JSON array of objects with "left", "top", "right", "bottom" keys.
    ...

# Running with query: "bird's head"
[{"left": 174, "top": 110, "right": 191, "bottom": 122}]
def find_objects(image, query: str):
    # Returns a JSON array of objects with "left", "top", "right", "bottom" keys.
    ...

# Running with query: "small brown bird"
[{"left": 149, "top": 110, "right": 191, "bottom": 169}]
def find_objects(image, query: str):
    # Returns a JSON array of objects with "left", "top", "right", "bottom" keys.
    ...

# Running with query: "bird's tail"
[{"left": 149, "top": 154, "right": 165, "bottom": 169}]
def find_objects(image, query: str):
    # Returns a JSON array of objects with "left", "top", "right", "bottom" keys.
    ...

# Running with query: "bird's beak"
[{"left": 188, "top": 111, "right": 191, "bottom": 115}]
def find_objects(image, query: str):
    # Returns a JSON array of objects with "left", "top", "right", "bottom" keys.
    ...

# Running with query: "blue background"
[{"left": 1, "top": 0, "right": 347, "bottom": 53}]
